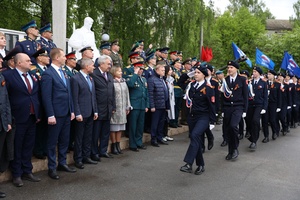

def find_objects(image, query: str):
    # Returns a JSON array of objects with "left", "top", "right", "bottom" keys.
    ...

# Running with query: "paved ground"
[{"left": 1, "top": 124, "right": 300, "bottom": 200}]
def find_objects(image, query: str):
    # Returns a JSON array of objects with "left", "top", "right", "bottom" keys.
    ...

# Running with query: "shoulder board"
[
  {"left": 30, "top": 65, "right": 37, "bottom": 70},
  {"left": 144, "top": 66, "right": 149, "bottom": 70},
  {"left": 126, "top": 65, "right": 131, "bottom": 69},
  {"left": 18, "top": 38, "right": 26, "bottom": 42},
  {"left": 181, "top": 69, "right": 186, "bottom": 73}
]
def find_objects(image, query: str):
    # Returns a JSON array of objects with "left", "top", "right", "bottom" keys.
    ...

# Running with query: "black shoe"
[
  {"left": 12, "top": 177, "right": 23, "bottom": 187},
  {"left": 34, "top": 154, "right": 46, "bottom": 160},
  {"left": 282, "top": 130, "right": 287, "bottom": 136},
  {"left": 75, "top": 162, "right": 84, "bottom": 169},
  {"left": 83, "top": 158, "right": 98, "bottom": 164},
  {"left": 262, "top": 137, "right": 269, "bottom": 143},
  {"left": 137, "top": 145, "right": 147, "bottom": 150},
  {"left": 169, "top": 123, "right": 178, "bottom": 128},
  {"left": 0, "top": 192, "right": 6, "bottom": 198},
  {"left": 48, "top": 169, "right": 59, "bottom": 180},
  {"left": 238, "top": 134, "right": 244, "bottom": 140},
  {"left": 157, "top": 140, "right": 168, "bottom": 145},
  {"left": 129, "top": 147, "right": 139, "bottom": 152},
  {"left": 272, "top": 133, "right": 277, "bottom": 140},
  {"left": 57, "top": 164, "right": 76, "bottom": 173},
  {"left": 91, "top": 155, "right": 101, "bottom": 162},
  {"left": 245, "top": 132, "right": 250, "bottom": 139},
  {"left": 225, "top": 153, "right": 232, "bottom": 160},
  {"left": 249, "top": 143, "right": 256, "bottom": 150},
  {"left": 194, "top": 166, "right": 205, "bottom": 175},
  {"left": 177, "top": 124, "right": 182, "bottom": 127},
  {"left": 202, "top": 146, "right": 205, "bottom": 153},
  {"left": 100, "top": 153, "right": 113, "bottom": 158},
  {"left": 208, "top": 139, "right": 214, "bottom": 150},
  {"left": 151, "top": 142, "right": 160, "bottom": 147},
  {"left": 116, "top": 142, "right": 123, "bottom": 154},
  {"left": 110, "top": 143, "right": 119, "bottom": 155},
  {"left": 180, "top": 164, "right": 192, "bottom": 173},
  {"left": 220, "top": 140, "right": 227, "bottom": 147},
  {"left": 231, "top": 149, "right": 239, "bottom": 159},
  {"left": 22, "top": 173, "right": 41, "bottom": 182}
]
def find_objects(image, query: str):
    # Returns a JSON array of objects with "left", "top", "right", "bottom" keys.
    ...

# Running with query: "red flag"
[
  {"left": 206, "top": 47, "right": 213, "bottom": 62},
  {"left": 201, "top": 46, "right": 207, "bottom": 61}
]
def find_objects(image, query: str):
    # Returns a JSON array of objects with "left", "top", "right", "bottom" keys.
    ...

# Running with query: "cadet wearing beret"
[
  {"left": 246, "top": 66, "right": 268, "bottom": 150},
  {"left": 220, "top": 60, "right": 248, "bottom": 160},
  {"left": 37, "top": 23, "right": 57, "bottom": 55},
  {"left": 110, "top": 39, "right": 123, "bottom": 68},
  {"left": 15, "top": 20, "right": 40, "bottom": 64}
]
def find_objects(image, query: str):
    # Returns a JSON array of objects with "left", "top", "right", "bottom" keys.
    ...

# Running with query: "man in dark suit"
[
  {"left": 0, "top": 54, "right": 12, "bottom": 198},
  {"left": 70, "top": 58, "right": 98, "bottom": 169},
  {"left": 90, "top": 55, "right": 116, "bottom": 160},
  {"left": 3, "top": 53, "right": 41, "bottom": 187},
  {"left": 41, "top": 48, "right": 76, "bottom": 180}
]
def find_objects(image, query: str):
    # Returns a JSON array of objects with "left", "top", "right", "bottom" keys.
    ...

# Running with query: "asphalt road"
[{"left": 1, "top": 124, "right": 300, "bottom": 200}]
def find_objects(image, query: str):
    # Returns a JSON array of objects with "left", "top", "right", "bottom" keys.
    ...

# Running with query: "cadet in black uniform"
[
  {"left": 220, "top": 61, "right": 248, "bottom": 160},
  {"left": 180, "top": 65, "right": 215, "bottom": 175},
  {"left": 246, "top": 67, "right": 268, "bottom": 150}
]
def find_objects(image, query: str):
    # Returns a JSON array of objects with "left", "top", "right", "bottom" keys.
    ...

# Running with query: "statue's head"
[{"left": 84, "top": 17, "right": 94, "bottom": 30}]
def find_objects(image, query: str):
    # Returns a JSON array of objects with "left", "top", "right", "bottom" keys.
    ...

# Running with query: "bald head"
[{"left": 14, "top": 53, "right": 32, "bottom": 72}]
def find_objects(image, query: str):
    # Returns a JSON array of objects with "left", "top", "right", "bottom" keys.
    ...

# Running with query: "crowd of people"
[{"left": 0, "top": 18, "right": 300, "bottom": 199}]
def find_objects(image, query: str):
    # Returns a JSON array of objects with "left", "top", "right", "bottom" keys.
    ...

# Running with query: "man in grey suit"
[
  {"left": 0, "top": 54, "right": 12, "bottom": 198},
  {"left": 90, "top": 55, "right": 116, "bottom": 160},
  {"left": 70, "top": 58, "right": 98, "bottom": 169}
]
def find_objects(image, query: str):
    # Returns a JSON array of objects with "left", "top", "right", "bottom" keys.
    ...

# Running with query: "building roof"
[{"left": 266, "top": 19, "right": 293, "bottom": 31}]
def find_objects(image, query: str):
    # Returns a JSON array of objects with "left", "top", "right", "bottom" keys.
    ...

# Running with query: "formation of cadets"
[{"left": 0, "top": 20, "right": 300, "bottom": 198}]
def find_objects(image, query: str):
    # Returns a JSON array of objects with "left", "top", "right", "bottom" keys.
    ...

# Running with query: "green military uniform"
[
  {"left": 30, "top": 64, "right": 46, "bottom": 80},
  {"left": 124, "top": 64, "right": 149, "bottom": 149},
  {"left": 63, "top": 65, "right": 77, "bottom": 78},
  {"left": 110, "top": 51, "right": 123, "bottom": 68}
]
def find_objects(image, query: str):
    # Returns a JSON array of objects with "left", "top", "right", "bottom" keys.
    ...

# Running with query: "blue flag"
[
  {"left": 255, "top": 48, "right": 275, "bottom": 70},
  {"left": 281, "top": 51, "right": 300, "bottom": 77},
  {"left": 232, "top": 42, "right": 252, "bottom": 68}
]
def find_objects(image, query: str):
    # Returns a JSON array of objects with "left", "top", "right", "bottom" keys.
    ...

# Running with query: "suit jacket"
[
  {"left": 41, "top": 65, "right": 74, "bottom": 118},
  {"left": 70, "top": 72, "right": 98, "bottom": 118},
  {"left": 90, "top": 67, "right": 116, "bottom": 120},
  {"left": 0, "top": 74, "right": 11, "bottom": 131},
  {"left": 3, "top": 69, "right": 41, "bottom": 123}
]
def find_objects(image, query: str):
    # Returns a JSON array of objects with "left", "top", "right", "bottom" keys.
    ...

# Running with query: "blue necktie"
[
  {"left": 86, "top": 75, "right": 92, "bottom": 92},
  {"left": 58, "top": 68, "right": 67, "bottom": 86}
]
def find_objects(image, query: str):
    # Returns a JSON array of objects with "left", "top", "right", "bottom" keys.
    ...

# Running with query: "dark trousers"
[
  {"left": 223, "top": 106, "right": 243, "bottom": 154},
  {"left": 184, "top": 115, "right": 209, "bottom": 166},
  {"left": 47, "top": 115, "right": 70, "bottom": 170},
  {"left": 91, "top": 120, "right": 110, "bottom": 156},
  {"left": 246, "top": 105, "right": 262, "bottom": 143},
  {"left": 144, "top": 110, "right": 152, "bottom": 132},
  {"left": 268, "top": 103, "right": 279, "bottom": 136},
  {"left": 261, "top": 109, "right": 269, "bottom": 138},
  {"left": 128, "top": 109, "right": 145, "bottom": 148},
  {"left": 33, "top": 119, "right": 48, "bottom": 156},
  {"left": 151, "top": 109, "right": 166, "bottom": 143},
  {"left": 11, "top": 115, "right": 36, "bottom": 178},
  {"left": 69, "top": 120, "right": 76, "bottom": 148},
  {"left": 292, "top": 105, "right": 299, "bottom": 126},
  {"left": 180, "top": 101, "right": 188, "bottom": 124},
  {"left": 239, "top": 117, "right": 244, "bottom": 136},
  {"left": 287, "top": 107, "right": 292, "bottom": 127},
  {"left": 278, "top": 105, "right": 288, "bottom": 132},
  {"left": 73, "top": 115, "right": 94, "bottom": 163},
  {"left": 202, "top": 128, "right": 214, "bottom": 148}
]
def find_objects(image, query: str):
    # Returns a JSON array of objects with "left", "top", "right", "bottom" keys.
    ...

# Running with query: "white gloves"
[
  {"left": 221, "top": 113, "right": 224, "bottom": 117},
  {"left": 287, "top": 106, "right": 291, "bottom": 110},
  {"left": 242, "top": 112, "right": 246, "bottom": 118},
  {"left": 216, "top": 114, "right": 218, "bottom": 117},
  {"left": 260, "top": 109, "right": 266, "bottom": 114},
  {"left": 276, "top": 108, "right": 281, "bottom": 112},
  {"left": 209, "top": 124, "right": 215, "bottom": 130},
  {"left": 293, "top": 104, "right": 296, "bottom": 107}
]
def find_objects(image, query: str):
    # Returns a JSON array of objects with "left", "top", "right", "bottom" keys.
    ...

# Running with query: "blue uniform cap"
[
  {"left": 159, "top": 47, "right": 170, "bottom": 54},
  {"left": 215, "top": 70, "right": 223, "bottom": 75},
  {"left": 145, "top": 53, "right": 156, "bottom": 62},
  {"left": 100, "top": 42, "right": 111, "bottom": 50},
  {"left": 39, "top": 23, "right": 52, "bottom": 34},
  {"left": 21, "top": 20, "right": 38, "bottom": 32}
]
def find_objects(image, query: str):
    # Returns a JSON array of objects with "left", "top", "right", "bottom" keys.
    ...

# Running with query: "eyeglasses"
[
  {"left": 30, "top": 26, "right": 38, "bottom": 30},
  {"left": 68, "top": 58, "right": 77, "bottom": 61}
]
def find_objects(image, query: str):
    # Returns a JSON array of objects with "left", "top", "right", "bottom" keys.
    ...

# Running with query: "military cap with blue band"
[
  {"left": 39, "top": 23, "right": 52, "bottom": 34},
  {"left": 99, "top": 42, "right": 111, "bottom": 50},
  {"left": 21, "top": 20, "right": 38, "bottom": 32}
]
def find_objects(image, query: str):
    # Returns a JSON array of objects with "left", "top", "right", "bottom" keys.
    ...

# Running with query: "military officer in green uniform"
[
  {"left": 169, "top": 58, "right": 183, "bottom": 128},
  {"left": 63, "top": 51, "right": 78, "bottom": 78},
  {"left": 126, "top": 61, "right": 149, "bottom": 150},
  {"left": 110, "top": 39, "right": 123, "bottom": 68},
  {"left": 122, "top": 52, "right": 140, "bottom": 80}
]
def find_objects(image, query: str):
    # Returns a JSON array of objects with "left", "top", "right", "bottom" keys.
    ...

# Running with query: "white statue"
[{"left": 68, "top": 17, "right": 100, "bottom": 60}]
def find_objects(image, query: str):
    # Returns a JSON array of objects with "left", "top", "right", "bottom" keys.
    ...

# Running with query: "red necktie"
[{"left": 22, "top": 73, "right": 35, "bottom": 114}]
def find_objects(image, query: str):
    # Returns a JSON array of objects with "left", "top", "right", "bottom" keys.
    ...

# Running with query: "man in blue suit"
[
  {"left": 3, "top": 53, "right": 41, "bottom": 187},
  {"left": 41, "top": 48, "right": 76, "bottom": 180},
  {"left": 70, "top": 58, "right": 98, "bottom": 169}
]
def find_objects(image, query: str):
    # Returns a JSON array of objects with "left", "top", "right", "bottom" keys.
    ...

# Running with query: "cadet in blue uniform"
[
  {"left": 37, "top": 23, "right": 57, "bottom": 55},
  {"left": 220, "top": 61, "right": 248, "bottom": 160},
  {"left": 126, "top": 61, "right": 149, "bottom": 151},
  {"left": 15, "top": 20, "right": 40, "bottom": 64},
  {"left": 180, "top": 65, "right": 215, "bottom": 175},
  {"left": 246, "top": 67, "right": 268, "bottom": 150}
]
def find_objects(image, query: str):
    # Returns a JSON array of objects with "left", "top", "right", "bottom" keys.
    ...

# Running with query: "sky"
[{"left": 204, "top": 0, "right": 297, "bottom": 19}]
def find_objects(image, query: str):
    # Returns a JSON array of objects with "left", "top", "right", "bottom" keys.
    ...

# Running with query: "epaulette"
[
  {"left": 181, "top": 69, "right": 186, "bottom": 73},
  {"left": 126, "top": 65, "right": 131, "bottom": 69},
  {"left": 18, "top": 38, "right": 26, "bottom": 42},
  {"left": 30, "top": 65, "right": 37, "bottom": 71},
  {"left": 144, "top": 66, "right": 149, "bottom": 70}
]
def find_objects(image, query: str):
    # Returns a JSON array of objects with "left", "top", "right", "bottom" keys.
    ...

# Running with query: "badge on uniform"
[
  {"left": 211, "top": 96, "right": 215, "bottom": 103},
  {"left": 1, "top": 80, "right": 5, "bottom": 87}
]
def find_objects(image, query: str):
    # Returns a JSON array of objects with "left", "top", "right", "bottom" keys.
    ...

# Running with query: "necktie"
[
  {"left": 86, "top": 75, "right": 92, "bottom": 92},
  {"left": 194, "top": 82, "right": 199, "bottom": 89},
  {"left": 58, "top": 68, "right": 67, "bottom": 86},
  {"left": 22, "top": 73, "right": 35, "bottom": 114},
  {"left": 103, "top": 72, "right": 107, "bottom": 80},
  {"left": 254, "top": 81, "right": 257, "bottom": 85}
]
